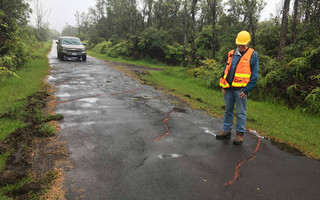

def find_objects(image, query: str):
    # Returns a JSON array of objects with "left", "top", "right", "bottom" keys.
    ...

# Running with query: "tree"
[
  {"left": 278, "top": 0, "right": 291, "bottom": 60},
  {"left": 0, "top": 0, "right": 31, "bottom": 26},
  {"left": 206, "top": 0, "right": 219, "bottom": 58},
  {"left": 129, "top": 0, "right": 136, "bottom": 34},
  {"left": 179, "top": 0, "right": 191, "bottom": 56},
  {"left": 61, "top": 24, "right": 77, "bottom": 37},
  {"left": 291, "top": 0, "right": 299, "bottom": 44},
  {"left": 32, "top": 0, "right": 50, "bottom": 29},
  {"left": 142, "top": 0, "right": 154, "bottom": 28},
  {"left": 244, "top": 0, "right": 265, "bottom": 48},
  {"left": 31, "top": 0, "right": 51, "bottom": 41},
  {"left": 80, "top": 12, "right": 90, "bottom": 36},
  {"left": 75, "top": 11, "right": 81, "bottom": 36},
  {"left": 190, "top": 0, "right": 198, "bottom": 63}
]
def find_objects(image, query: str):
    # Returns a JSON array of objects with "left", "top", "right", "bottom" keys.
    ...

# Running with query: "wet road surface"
[{"left": 47, "top": 41, "right": 320, "bottom": 200}]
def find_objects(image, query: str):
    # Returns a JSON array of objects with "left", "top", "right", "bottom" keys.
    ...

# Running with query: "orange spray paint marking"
[
  {"left": 153, "top": 111, "right": 174, "bottom": 142},
  {"left": 111, "top": 88, "right": 141, "bottom": 95},
  {"left": 224, "top": 129, "right": 261, "bottom": 186}
]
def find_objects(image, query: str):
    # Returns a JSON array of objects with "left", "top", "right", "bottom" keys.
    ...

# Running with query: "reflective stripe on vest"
[{"left": 219, "top": 48, "right": 254, "bottom": 88}]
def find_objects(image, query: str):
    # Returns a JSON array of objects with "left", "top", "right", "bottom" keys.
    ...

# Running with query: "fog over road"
[{"left": 47, "top": 41, "right": 320, "bottom": 200}]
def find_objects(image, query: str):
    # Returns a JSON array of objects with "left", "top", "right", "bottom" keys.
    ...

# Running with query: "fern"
[
  {"left": 304, "top": 87, "right": 320, "bottom": 114},
  {"left": 286, "top": 57, "right": 310, "bottom": 80},
  {"left": 286, "top": 84, "right": 299, "bottom": 99},
  {"left": 310, "top": 73, "right": 320, "bottom": 84}
]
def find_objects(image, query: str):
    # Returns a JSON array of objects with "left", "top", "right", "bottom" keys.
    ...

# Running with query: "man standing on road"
[{"left": 216, "top": 31, "right": 259, "bottom": 145}]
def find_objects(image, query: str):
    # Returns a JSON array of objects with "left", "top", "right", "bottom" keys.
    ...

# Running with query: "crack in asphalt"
[
  {"left": 135, "top": 156, "right": 149, "bottom": 170},
  {"left": 152, "top": 111, "right": 174, "bottom": 142},
  {"left": 225, "top": 130, "right": 261, "bottom": 187}
]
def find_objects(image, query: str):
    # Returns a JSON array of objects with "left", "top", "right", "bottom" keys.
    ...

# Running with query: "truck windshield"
[{"left": 61, "top": 38, "right": 82, "bottom": 45}]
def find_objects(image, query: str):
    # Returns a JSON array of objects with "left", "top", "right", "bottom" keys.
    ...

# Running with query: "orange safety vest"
[{"left": 219, "top": 48, "right": 254, "bottom": 88}]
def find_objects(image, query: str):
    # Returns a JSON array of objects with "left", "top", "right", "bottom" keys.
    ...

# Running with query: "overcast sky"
[{"left": 28, "top": 0, "right": 281, "bottom": 33}]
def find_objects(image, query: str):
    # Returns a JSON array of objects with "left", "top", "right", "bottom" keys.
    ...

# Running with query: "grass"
[
  {"left": 0, "top": 119, "right": 25, "bottom": 141},
  {"left": 0, "top": 41, "right": 52, "bottom": 195},
  {"left": 87, "top": 50, "right": 169, "bottom": 69},
  {"left": 0, "top": 177, "right": 33, "bottom": 199},
  {"left": 0, "top": 42, "right": 52, "bottom": 115},
  {"left": 88, "top": 51, "right": 320, "bottom": 159},
  {"left": 143, "top": 67, "right": 320, "bottom": 159}
]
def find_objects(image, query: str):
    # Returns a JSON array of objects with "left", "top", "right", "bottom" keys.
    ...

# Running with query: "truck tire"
[
  {"left": 82, "top": 55, "right": 87, "bottom": 61},
  {"left": 60, "top": 54, "right": 65, "bottom": 61}
]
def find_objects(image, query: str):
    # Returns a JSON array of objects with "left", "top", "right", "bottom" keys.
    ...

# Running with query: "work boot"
[
  {"left": 216, "top": 131, "right": 231, "bottom": 139},
  {"left": 233, "top": 132, "right": 244, "bottom": 145}
]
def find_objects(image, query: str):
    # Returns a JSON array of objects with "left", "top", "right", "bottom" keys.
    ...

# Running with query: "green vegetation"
[
  {"left": 0, "top": 177, "right": 32, "bottom": 198},
  {"left": 88, "top": 50, "right": 169, "bottom": 69},
  {"left": 0, "top": 42, "right": 52, "bottom": 114},
  {"left": 39, "top": 123, "right": 56, "bottom": 137},
  {"left": 45, "top": 113, "right": 64, "bottom": 122},
  {"left": 0, "top": 119, "right": 25, "bottom": 141},
  {"left": 0, "top": 42, "right": 51, "bottom": 168},
  {"left": 0, "top": 41, "right": 57, "bottom": 199},
  {"left": 0, "top": 153, "right": 10, "bottom": 172}
]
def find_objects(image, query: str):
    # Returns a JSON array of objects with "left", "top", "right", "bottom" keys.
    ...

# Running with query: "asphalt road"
[{"left": 47, "top": 41, "right": 320, "bottom": 200}]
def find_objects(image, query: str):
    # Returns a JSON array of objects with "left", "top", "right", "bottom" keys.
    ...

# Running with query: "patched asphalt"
[{"left": 47, "top": 41, "right": 320, "bottom": 200}]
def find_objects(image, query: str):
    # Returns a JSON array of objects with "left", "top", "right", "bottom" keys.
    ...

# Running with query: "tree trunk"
[
  {"left": 129, "top": 0, "right": 134, "bottom": 34},
  {"left": 182, "top": 1, "right": 190, "bottom": 67},
  {"left": 291, "top": 0, "right": 299, "bottom": 44},
  {"left": 147, "top": 1, "right": 152, "bottom": 27},
  {"left": 190, "top": 0, "right": 198, "bottom": 63},
  {"left": 277, "top": 0, "right": 291, "bottom": 60},
  {"left": 305, "top": 0, "right": 311, "bottom": 22},
  {"left": 244, "top": 0, "right": 255, "bottom": 48},
  {"left": 207, "top": 0, "right": 217, "bottom": 58}
]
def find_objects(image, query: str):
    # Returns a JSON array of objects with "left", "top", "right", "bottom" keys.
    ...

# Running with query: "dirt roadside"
[{"left": 0, "top": 86, "right": 70, "bottom": 199}]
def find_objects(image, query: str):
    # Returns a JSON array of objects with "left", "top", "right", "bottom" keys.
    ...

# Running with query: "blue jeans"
[{"left": 223, "top": 88, "right": 247, "bottom": 133}]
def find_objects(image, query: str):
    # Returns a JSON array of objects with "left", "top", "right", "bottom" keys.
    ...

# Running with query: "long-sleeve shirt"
[{"left": 223, "top": 48, "right": 259, "bottom": 95}]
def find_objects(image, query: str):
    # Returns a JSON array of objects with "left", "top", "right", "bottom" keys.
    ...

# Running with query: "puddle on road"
[
  {"left": 77, "top": 98, "right": 99, "bottom": 103},
  {"left": 47, "top": 75, "right": 57, "bottom": 80},
  {"left": 56, "top": 93, "right": 71, "bottom": 97},
  {"left": 173, "top": 107, "right": 187, "bottom": 113},
  {"left": 59, "top": 85, "right": 72, "bottom": 89},
  {"left": 61, "top": 121, "right": 96, "bottom": 129},
  {"left": 57, "top": 110, "right": 101, "bottom": 115},
  {"left": 158, "top": 154, "right": 182, "bottom": 159},
  {"left": 270, "top": 140, "right": 304, "bottom": 156},
  {"left": 250, "top": 130, "right": 304, "bottom": 156},
  {"left": 81, "top": 103, "right": 94, "bottom": 108}
]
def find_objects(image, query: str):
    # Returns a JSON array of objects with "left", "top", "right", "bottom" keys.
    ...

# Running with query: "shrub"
[
  {"left": 286, "top": 57, "right": 310, "bottom": 81},
  {"left": 0, "top": 66, "right": 20, "bottom": 82},
  {"left": 92, "top": 41, "right": 112, "bottom": 54},
  {"left": 106, "top": 40, "right": 129, "bottom": 58},
  {"left": 188, "top": 58, "right": 224, "bottom": 89},
  {"left": 309, "top": 46, "right": 320, "bottom": 70},
  {"left": 304, "top": 87, "right": 320, "bottom": 115},
  {"left": 0, "top": 11, "right": 31, "bottom": 73},
  {"left": 195, "top": 25, "right": 213, "bottom": 59},
  {"left": 164, "top": 43, "right": 184, "bottom": 65},
  {"left": 138, "top": 28, "right": 173, "bottom": 61},
  {"left": 258, "top": 54, "right": 279, "bottom": 76}
]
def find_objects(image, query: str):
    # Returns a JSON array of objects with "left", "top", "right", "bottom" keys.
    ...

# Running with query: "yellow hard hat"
[{"left": 236, "top": 31, "right": 251, "bottom": 45}]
